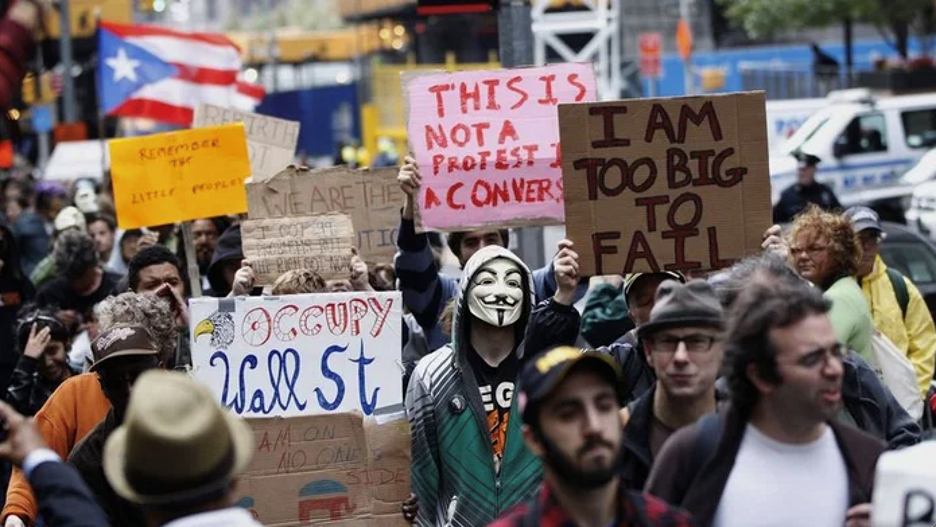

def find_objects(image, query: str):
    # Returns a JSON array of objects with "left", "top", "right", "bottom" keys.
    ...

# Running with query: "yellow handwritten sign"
[{"left": 109, "top": 124, "right": 251, "bottom": 229}]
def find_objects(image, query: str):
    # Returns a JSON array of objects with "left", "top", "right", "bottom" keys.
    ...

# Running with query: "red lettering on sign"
[
  {"left": 482, "top": 79, "right": 502, "bottom": 110},
  {"left": 429, "top": 83, "right": 452, "bottom": 118},
  {"left": 446, "top": 183, "right": 465, "bottom": 210},
  {"left": 635, "top": 195, "right": 670, "bottom": 232},
  {"left": 507, "top": 76, "right": 529, "bottom": 110},
  {"left": 708, "top": 226, "right": 734, "bottom": 268},
  {"left": 592, "top": 232, "right": 620, "bottom": 275},
  {"left": 645, "top": 102, "right": 723, "bottom": 144},
  {"left": 538, "top": 74, "right": 558, "bottom": 105},
  {"left": 498, "top": 120, "right": 519, "bottom": 145},
  {"left": 624, "top": 231, "right": 660, "bottom": 274},
  {"left": 666, "top": 192, "right": 703, "bottom": 230},
  {"left": 567, "top": 73, "right": 588, "bottom": 102},
  {"left": 425, "top": 124, "right": 447, "bottom": 150},
  {"left": 460, "top": 82, "right": 481, "bottom": 114}
]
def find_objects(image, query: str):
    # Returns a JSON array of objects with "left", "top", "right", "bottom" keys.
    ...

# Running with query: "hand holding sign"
[
  {"left": 553, "top": 239, "right": 579, "bottom": 306},
  {"left": 398, "top": 155, "right": 421, "bottom": 221}
]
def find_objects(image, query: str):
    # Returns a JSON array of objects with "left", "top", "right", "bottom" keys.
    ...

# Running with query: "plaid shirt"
[{"left": 488, "top": 483, "right": 695, "bottom": 527}]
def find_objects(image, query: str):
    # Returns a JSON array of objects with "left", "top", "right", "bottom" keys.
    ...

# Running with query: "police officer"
[{"left": 773, "top": 153, "right": 842, "bottom": 224}]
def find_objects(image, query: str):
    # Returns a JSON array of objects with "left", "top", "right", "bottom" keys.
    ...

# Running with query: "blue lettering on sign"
[
  {"left": 211, "top": 348, "right": 308, "bottom": 415},
  {"left": 351, "top": 341, "right": 379, "bottom": 415},
  {"left": 315, "top": 344, "right": 348, "bottom": 411}
]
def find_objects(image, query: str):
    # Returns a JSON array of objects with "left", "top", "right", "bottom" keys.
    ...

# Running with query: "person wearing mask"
[
  {"left": 406, "top": 246, "right": 540, "bottom": 527},
  {"left": 14, "top": 184, "right": 67, "bottom": 278},
  {"left": 646, "top": 278, "right": 884, "bottom": 527},
  {"left": 845, "top": 206, "right": 936, "bottom": 399},
  {"left": 2, "top": 292, "right": 179, "bottom": 527},
  {"left": 67, "top": 325, "right": 166, "bottom": 526},
  {"left": 395, "top": 156, "right": 568, "bottom": 350},
  {"left": 488, "top": 347, "right": 693, "bottom": 527},
  {"left": 86, "top": 214, "right": 117, "bottom": 271},
  {"left": 712, "top": 254, "right": 920, "bottom": 450},
  {"left": 0, "top": 224, "right": 34, "bottom": 392},
  {"left": 788, "top": 206, "right": 875, "bottom": 371},
  {"left": 29, "top": 206, "right": 87, "bottom": 289},
  {"left": 34, "top": 231, "right": 121, "bottom": 332},
  {"left": 773, "top": 153, "right": 841, "bottom": 224},
  {"left": 7, "top": 308, "right": 76, "bottom": 416}
]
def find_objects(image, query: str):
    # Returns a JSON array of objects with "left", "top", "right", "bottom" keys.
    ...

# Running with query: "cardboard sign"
[
  {"left": 194, "top": 104, "right": 300, "bottom": 181},
  {"left": 404, "top": 63, "right": 597, "bottom": 232},
  {"left": 190, "top": 292, "right": 404, "bottom": 418},
  {"left": 246, "top": 166, "right": 403, "bottom": 263},
  {"left": 109, "top": 124, "right": 251, "bottom": 229},
  {"left": 241, "top": 213, "right": 355, "bottom": 285},
  {"left": 872, "top": 442, "right": 936, "bottom": 527},
  {"left": 237, "top": 412, "right": 410, "bottom": 527},
  {"left": 559, "top": 92, "right": 772, "bottom": 276}
]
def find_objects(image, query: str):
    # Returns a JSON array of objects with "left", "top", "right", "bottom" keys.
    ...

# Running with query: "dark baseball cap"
[
  {"left": 519, "top": 346, "right": 624, "bottom": 425},
  {"left": 844, "top": 206, "right": 883, "bottom": 234},
  {"left": 623, "top": 272, "right": 687, "bottom": 303},
  {"left": 90, "top": 325, "right": 159, "bottom": 372}
]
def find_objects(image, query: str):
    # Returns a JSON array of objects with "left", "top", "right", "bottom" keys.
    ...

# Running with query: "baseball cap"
[
  {"left": 623, "top": 272, "right": 686, "bottom": 302},
  {"left": 90, "top": 325, "right": 159, "bottom": 372},
  {"left": 844, "top": 206, "right": 883, "bottom": 234},
  {"left": 518, "top": 346, "right": 624, "bottom": 425},
  {"left": 54, "top": 206, "right": 87, "bottom": 233}
]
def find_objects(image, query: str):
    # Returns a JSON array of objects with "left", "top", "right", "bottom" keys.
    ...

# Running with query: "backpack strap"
[{"left": 886, "top": 268, "right": 910, "bottom": 320}]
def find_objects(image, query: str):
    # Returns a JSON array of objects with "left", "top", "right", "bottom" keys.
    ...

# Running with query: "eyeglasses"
[
  {"left": 649, "top": 334, "right": 720, "bottom": 354},
  {"left": 789, "top": 245, "right": 829, "bottom": 258},
  {"left": 780, "top": 343, "right": 847, "bottom": 369}
]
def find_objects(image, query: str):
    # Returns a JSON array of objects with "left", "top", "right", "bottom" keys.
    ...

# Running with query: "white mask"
[
  {"left": 467, "top": 258, "right": 524, "bottom": 327},
  {"left": 74, "top": 186, "right": 99, "bottom": 213}
]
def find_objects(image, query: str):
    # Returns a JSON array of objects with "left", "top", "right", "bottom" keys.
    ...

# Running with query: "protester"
[
  {"left": 773, "top": 153, "right": 841, "bottom": 224},
  {"left": 395, "top": 155, "right": 565, "bottom": 350},
  {"left": 106, "top": 228, "right": 143, "bottom": 276},
  {"left": 488, "top": 347, "right": 693, "bottom": 527},
  {"left": 206, "top": 224, "right": 247, "bottom": 297},
  {"left": 0, "top": 0, "right": 41, "bottom": 111},
  {"left": 369, "top": 262, "right": 396, "bottom": 292},
  {"left": 102, "top": 370, "right": 260, "bottom": 527},
  {"left": 646, "top": 277, "right": 885, "bottom": 527},
  {"left": 846, "top": 206, "right": 936, "bottom": 398},
  {"left": 2, "top": 180, "right": 31, "bottom": 227},
  {"left": 125, "top": 246, "right": 190, "bottom": 369},
  {"left": 525, "top": 245, "right": 687, "bottom": 405},
  {"left": 271, "top": 269, "right": 327, "bottom": 296},
  {"left": 0, "top": 400, "right": 110, "bottom": 527},
  {"left": 14, "top": 185, "right": 67, "bottom": 279},
  {"left": 7, "top": 307, "right": 76, "bottom": 416},
  {"left": 2, "top": 292, "right": 177, "bottom": 527},
  {"left": 0, "top": 224, "right": 34, "bottom": 391},
  {"left": 68, "top": 325, "right": 165, "bottom": 526},
  {"left": 788, "top": 206, "right": 875, "bottom": 370},
  {"left": 579, "top": 276, "right": 631, "bottom": 348},
  {"left": 711, "top": 254, "right": 920, "bottom": 450},
  {"left": 34, "top": 230, "right": 121, "bottom": 332},
  {"left": 407, "top": 245, "right": 540, "bottom": 526},
  {"left": 29, "top": 206, "right": 88, "bottom": 289},
  {"left": 326, "top": 252, "right": 373, "bottom": 293},
  {"left": 86, "top": 213, "right": 117, "bottom": 270},
  {"left": 188, "top": 217, "right": 229, "bottom": 293}
]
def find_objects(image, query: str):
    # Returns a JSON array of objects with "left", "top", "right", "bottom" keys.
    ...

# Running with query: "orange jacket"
[{"left": 2, "top": 373, "right": 111, "bottom": 524}]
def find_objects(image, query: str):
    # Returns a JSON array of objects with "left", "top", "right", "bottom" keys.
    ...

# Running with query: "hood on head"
[
  {"left": 206, "top": 225, "right": 243, "bottom": 296},
  {"left": 452, "top": 245, "right": 534, "bottom": 355}
]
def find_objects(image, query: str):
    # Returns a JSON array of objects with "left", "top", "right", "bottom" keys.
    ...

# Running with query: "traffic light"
[{"left": 417, "top": 0, "right": 499, "bottom": 15}]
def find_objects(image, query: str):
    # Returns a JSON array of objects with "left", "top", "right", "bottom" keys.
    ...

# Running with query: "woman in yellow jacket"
[{"left": 848, "top": 207, "right": 936, "bottom": 399}]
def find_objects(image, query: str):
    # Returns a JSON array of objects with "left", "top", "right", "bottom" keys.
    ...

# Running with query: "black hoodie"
[
  {"left": 0, "top": 224, "right": 35, "bottom": 389},
  {"left": 206, "top": 224, "right": 243, "bottom": 297}
]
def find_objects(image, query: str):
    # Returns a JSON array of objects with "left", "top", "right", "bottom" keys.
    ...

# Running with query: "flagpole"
[{"left": 93, "top": 13, "right": 107, "bottom": 179}]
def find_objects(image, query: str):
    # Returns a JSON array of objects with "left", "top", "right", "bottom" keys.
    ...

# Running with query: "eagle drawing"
[{"left": 194, "top": 311, "right": 236, "bottom": 350}]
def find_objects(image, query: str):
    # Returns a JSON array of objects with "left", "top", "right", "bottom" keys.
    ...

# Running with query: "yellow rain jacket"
[{"left": 860, "top": 255, "right": 936, "bottom": 398}]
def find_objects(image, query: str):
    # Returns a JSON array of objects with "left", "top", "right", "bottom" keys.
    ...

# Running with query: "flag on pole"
[{"left": 97, "top": 21, "right": 265, "bottom": 126}]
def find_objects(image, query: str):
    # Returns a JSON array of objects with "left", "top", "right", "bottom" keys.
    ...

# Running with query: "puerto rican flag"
[{"left": 97, "top": 21, "right": 265, "bottom": 127}]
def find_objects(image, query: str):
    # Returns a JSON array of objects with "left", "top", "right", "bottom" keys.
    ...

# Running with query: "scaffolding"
[{"left": 531, "top": 0, "right": 623, "bottom": 100}]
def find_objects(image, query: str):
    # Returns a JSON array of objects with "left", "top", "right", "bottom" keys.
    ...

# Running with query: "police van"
[{"left": 770, "top": 89, "right": 936, "bottom": 219}]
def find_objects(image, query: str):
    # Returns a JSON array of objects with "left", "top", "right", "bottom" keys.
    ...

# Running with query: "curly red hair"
[{"left": 787, "top": 205, "right": 862, "bottom": 278}]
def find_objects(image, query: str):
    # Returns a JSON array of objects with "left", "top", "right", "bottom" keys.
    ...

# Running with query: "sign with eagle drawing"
[{"left": 189, "top": 292, "right": 403, "bottom": 418}]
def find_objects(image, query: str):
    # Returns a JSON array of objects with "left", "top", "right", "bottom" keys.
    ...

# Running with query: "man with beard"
[
  {"left": 647, "top": 277, "right": 884, "bottom": 527},
  {"left": 406, "top": 246, "right": 540, "bottom": 527},
  {"left": 191, "top": 217, "right": 228, "bottom": 295},
  {"left": 488, "top": 346, "right": 693, "bottom": 527}
]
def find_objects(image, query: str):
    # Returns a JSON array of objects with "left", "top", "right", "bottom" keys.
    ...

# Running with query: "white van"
[
  {"left": 769, "top": 89, "right": 936, "bottom": 217},
  {"left": 765, "top": 97, "right": 828, "bottom": 151}
]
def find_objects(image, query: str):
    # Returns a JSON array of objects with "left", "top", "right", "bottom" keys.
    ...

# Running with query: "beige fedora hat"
[{"left": 103, "top": 370, "right": 254, "bottom": 505}]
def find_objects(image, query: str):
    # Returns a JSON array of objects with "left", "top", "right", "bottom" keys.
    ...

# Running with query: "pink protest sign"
[{"left": 404, "top": 64, "right": 597, "bottom": 231}]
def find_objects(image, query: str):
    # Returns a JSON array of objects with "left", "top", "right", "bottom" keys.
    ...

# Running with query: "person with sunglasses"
[
  {"left": 618, "top": 279, "right": 727, "bottom": 491},
  {"left": 646, "top": 276, "right": 884, "bottom": 527}
]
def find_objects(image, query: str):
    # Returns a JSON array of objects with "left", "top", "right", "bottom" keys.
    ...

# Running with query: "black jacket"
[
  {"left": 621, "top": 384, "right": 657, "bottom": 491},
  {"left": 0, "top": 223, "right": 34, "bottom": 391},
  {"left": 773, "top": 181, "right": 842, "bottom": 224},
  {"left": 524, "top": 299, "right": 655, "bottom": 403},
  {"left": 206, "top": 224, "right": 243, "bottom": 297},
  {"left": 68, "top": 410, "right": 145, "bottom": 526},
  {"left": 29, "top": 460, "right": 109, "bottom": 527},
  {"left": 5, "top": 355, "right": 75, "bottom": 416}
]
